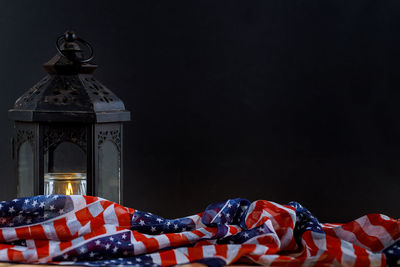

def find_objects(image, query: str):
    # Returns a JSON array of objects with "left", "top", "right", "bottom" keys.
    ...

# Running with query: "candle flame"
[{"left": 65, "top": 183, "right": 73, "bottom": 195}]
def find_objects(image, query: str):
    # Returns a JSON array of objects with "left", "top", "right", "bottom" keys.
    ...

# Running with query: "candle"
[{"left": 44, "top": 173, "right": 87, "bottom": 195}]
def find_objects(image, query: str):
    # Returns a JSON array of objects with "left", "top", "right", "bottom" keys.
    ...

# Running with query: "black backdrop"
[{"left": 0, "top": 1, "right": 399, "bottom": 221}]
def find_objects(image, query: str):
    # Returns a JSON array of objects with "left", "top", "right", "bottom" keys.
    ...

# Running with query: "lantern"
[{"left": 8, "top": 31, "right": 130, "bottom": 204}]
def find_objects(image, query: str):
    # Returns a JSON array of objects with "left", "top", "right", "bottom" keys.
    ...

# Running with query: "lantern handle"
[{"left": 56, "top": 31, "right": 94, "bottom": 63}]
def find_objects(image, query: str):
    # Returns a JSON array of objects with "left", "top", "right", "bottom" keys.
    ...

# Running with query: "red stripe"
[
  {"left": 84, "top": 196, "right": 98, "bottom": 205},
  {"left": 352, "top": 244, "right": 370, "bottom": 267},
  {"left": 159, "top": 249, "right": 177, "bottom": 266},
  {"left": 100, "top": 200, "right": 113, "bottom": 210},
  {"left": 59, "top": 240, "right": 73, "bottom": 251},
  {"left": 15, "top": 226, "right": 31, "bottom": 240},
  {"left": 341, "top": 221, "right": 384, "bottom": 251},
  {"left": 367, "top": 214, "right": 400, "bottom": 241},
  {"left": 131, "top": 231, "right": 159, "bottom": 253},
  {"left": 75, "top": 207, "right": 93, "bottom": 226},
  {"left": 7, "top": 249, "right": 23, "bottom": 262},
  {"left": 187, "top": 246, "right": 203, "bottom": 262},
  {"left": 34, "top": 239, "right": 49, "bottom": 259},
  {"left": 53, "top": 217, "right": 72, "bottom": 240},
  {"left": 0, "top": 229, "right": 5, "bottom": 242},
  {"left": 29, "top": 224, "right": 47, "bottom": 239},
  {"left": 167, "top": 233, "right": 190, "bottom": 248},
  {"left": 215, "top": 244, "right": 228, "bottom": 258},
  {"left": 325, "top": 235, "right": 343, "bottom": 264},
  {"left": 84, "top": 225, "right": 106, "bottom": 240},
  {"left": 114, "top": 204, "right": 131, "bottom": 228},
  {"left": 302, "top": 231, "right": 319, "bottom": 257}
]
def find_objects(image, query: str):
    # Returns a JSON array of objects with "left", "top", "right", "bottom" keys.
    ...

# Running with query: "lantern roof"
[{"left": 8, "top": 31, "right": 130, "bottom": 123}]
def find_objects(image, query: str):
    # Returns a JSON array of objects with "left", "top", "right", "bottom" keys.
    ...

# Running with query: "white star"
[
  {"left": 112, "top": 247, "right": 118, "bottom": 253},
  {"left": 117, "top": 241, "right": 121, "bottom": 245},
  {"left": 228, "top": 203, "right": 232, "bottom": 208},
  {"left": 121, "top": 234, "right": 127, "bottom": 239},
  {"left": 58, "top": 209, "right": 64, "bottom": 214},
  {"left": 218, "top": 213, "right": 222, "bottom": 217},
  {"left": 8, "top": 222, "right": 13, "bottom": 227},
  {"left": 139, "top": 220, "right": 145, "bottom": 226},
  {"left": 236, "top": 203, "right": 240, "bottom": 208},
  {"left": 32, "top": 200, "right": 38, "bottom": 207},
  {"left": 95, "top": 240, "right": 101, "bottom": 245},
  {"left": 63, "top": 254, "right": 69, "bottom": 259},
  {"left": 12, "top": 199, "right": 19, "bottom": 202},
  {"left": 43, "top": 213, "right": 49, "bottom": 219},
  {"left": 16, "top": 214, "right": 24, "bottom": 220},
  {"left": 105, "top": 243, "right": 111, "bottom": 250},
  {"left": 258, "top": 228, "right": 265, "bottom": 233},
  {"left": 166, "top": 221, "right": 171, "bottom": 226},
  {"left": 156, "top": 218, "right": 163, "bottom": 223},
  {"left": 109, "top": 237, "right": 114, "bottom": 241},
  {"left": 182, "top": 227, "right": 186, "bottom": 231},
  {"left": 89, "top": 252, "right": 95, "bottom": 257},
  {"left": 0, "top": 218, "right": 6, "bottom": 224},
  {"left": 174, "top": 224, "right": 178, "bottom": 230},
  {"left": 26, "top": 218, "right": 32, "bottom": 224},
  {"left": 8, "top": 206, "right": 15, "bottom": 213},
  {"left": 24, "top": 199, "right": 29, "bottom": 204},
  {"left": 79, "top": 247, "right": 86, "bottom": 253},
  {"left": 151, "top": 226, "right": 156, "bottom": 232},
  {"left": 0, "top": 204, "right": 3, "bottom": 209},
  {"left": 145, "top": 214, "right": 151, "bottom": 217},
  {"left": 226, "top": 213, "right": 230, "bottom": 218},
  {"left": 49, "top": 205, "right": 55, "bottom": 211},
  {"left": 136, "top": 258, "right": 142, "bottom": 262},
  {"left": 243, "top": 233, "right": 249, "bottom": 238},
  {"left": 39, "top": 202, "right": 45, "bottom": 208}
]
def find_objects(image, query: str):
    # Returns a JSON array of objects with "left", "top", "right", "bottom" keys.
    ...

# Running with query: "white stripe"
[
  {"left": 78, "top": 221, "right": 92, "bottom": 236},
  {"left": 226, "top": 244, "right": 240, "bottom": 264},
  {"left": 88, "top": 201, "right": 104, "bottom": 218},
  {"left": 334, "top": 226, "right": 366, "bottom": 251},
  {"left": 154, "top": 234, "right": 170, "bottom": 248},
  {"left": 149, "top": 252, "right": 162, "bottom": 264},
  {"left": 43, "top": 222, "right": 58, "bottom": 240},
  {"left": 2, "top": 228, "right": 17, "bottom": 241},
  {"left": 356, "top": 216, "right": 394, "bottom": 249},
  {"left": 0, "top": 248, "right": 9, "bottom": 261},
  {"left": 70, "top": 195, "right": 87, "bottom": 211},
  {"left": 340, "top": 239, "right": 356, "bottom": 267},
  {"left": 368, "top": 250, "right": 383, "bottom": 266},
  {"left": 174, "top": 248, "right": 189, "bottom": 264},
  {"left": 202, "top": 245, "right": 217, "bottom": 258},
  {"left": 22, "top": 247, "right": 37, "bottom": 262},
  {"left": 103, "top": 204, "right": 119, "bottom": 225},
  {"left": 65, "top": 213, "right": 81, "bottom": 236}
]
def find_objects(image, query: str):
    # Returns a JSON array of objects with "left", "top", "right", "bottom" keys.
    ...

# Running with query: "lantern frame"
[{"left": 8, "top": 31, "right": 130, "bottom": 203}]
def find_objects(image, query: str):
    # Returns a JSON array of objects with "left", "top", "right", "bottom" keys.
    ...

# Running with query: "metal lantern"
[{"left": 8, "top": 31, "right": 130, "bottom": 203}]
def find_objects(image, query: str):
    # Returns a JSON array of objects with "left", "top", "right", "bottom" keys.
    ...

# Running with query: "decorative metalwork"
[
  {"left": 98, "top": 129, "right": 121, "bottom": 150},
  {"left": 43, "top": 126, "right": 87, "bottom": 152},
  {"left": 15, "top": 129, "right": 34, "bottom": 148}
]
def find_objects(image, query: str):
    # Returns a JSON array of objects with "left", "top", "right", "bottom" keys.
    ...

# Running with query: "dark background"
[{"left": 0, "top": 1, "right": 399, "bottom": 222}]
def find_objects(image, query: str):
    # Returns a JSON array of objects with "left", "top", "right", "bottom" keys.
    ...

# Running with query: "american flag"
[{"left": 0, "top": 195, "right": 398, "bottom": 266}]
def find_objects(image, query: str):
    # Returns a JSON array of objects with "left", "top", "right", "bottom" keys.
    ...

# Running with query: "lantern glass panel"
[
  {"left": 44, "top": 142, "right": 87, "bottom": 195},
  {"left": 98, "top": 140, "right": 120, "bottom": 203},
  {"left": 17, "top": 141, "right": 34, "bottom": 197}
]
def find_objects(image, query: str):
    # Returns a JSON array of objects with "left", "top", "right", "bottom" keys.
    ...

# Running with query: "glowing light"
[{"left": 65, "top": 183, "right": 73, "bottom": 195}]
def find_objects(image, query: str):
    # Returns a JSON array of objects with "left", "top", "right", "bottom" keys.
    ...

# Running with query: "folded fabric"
[{"left": 0, "top": 196, "right": 398, "bottom": 266}]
